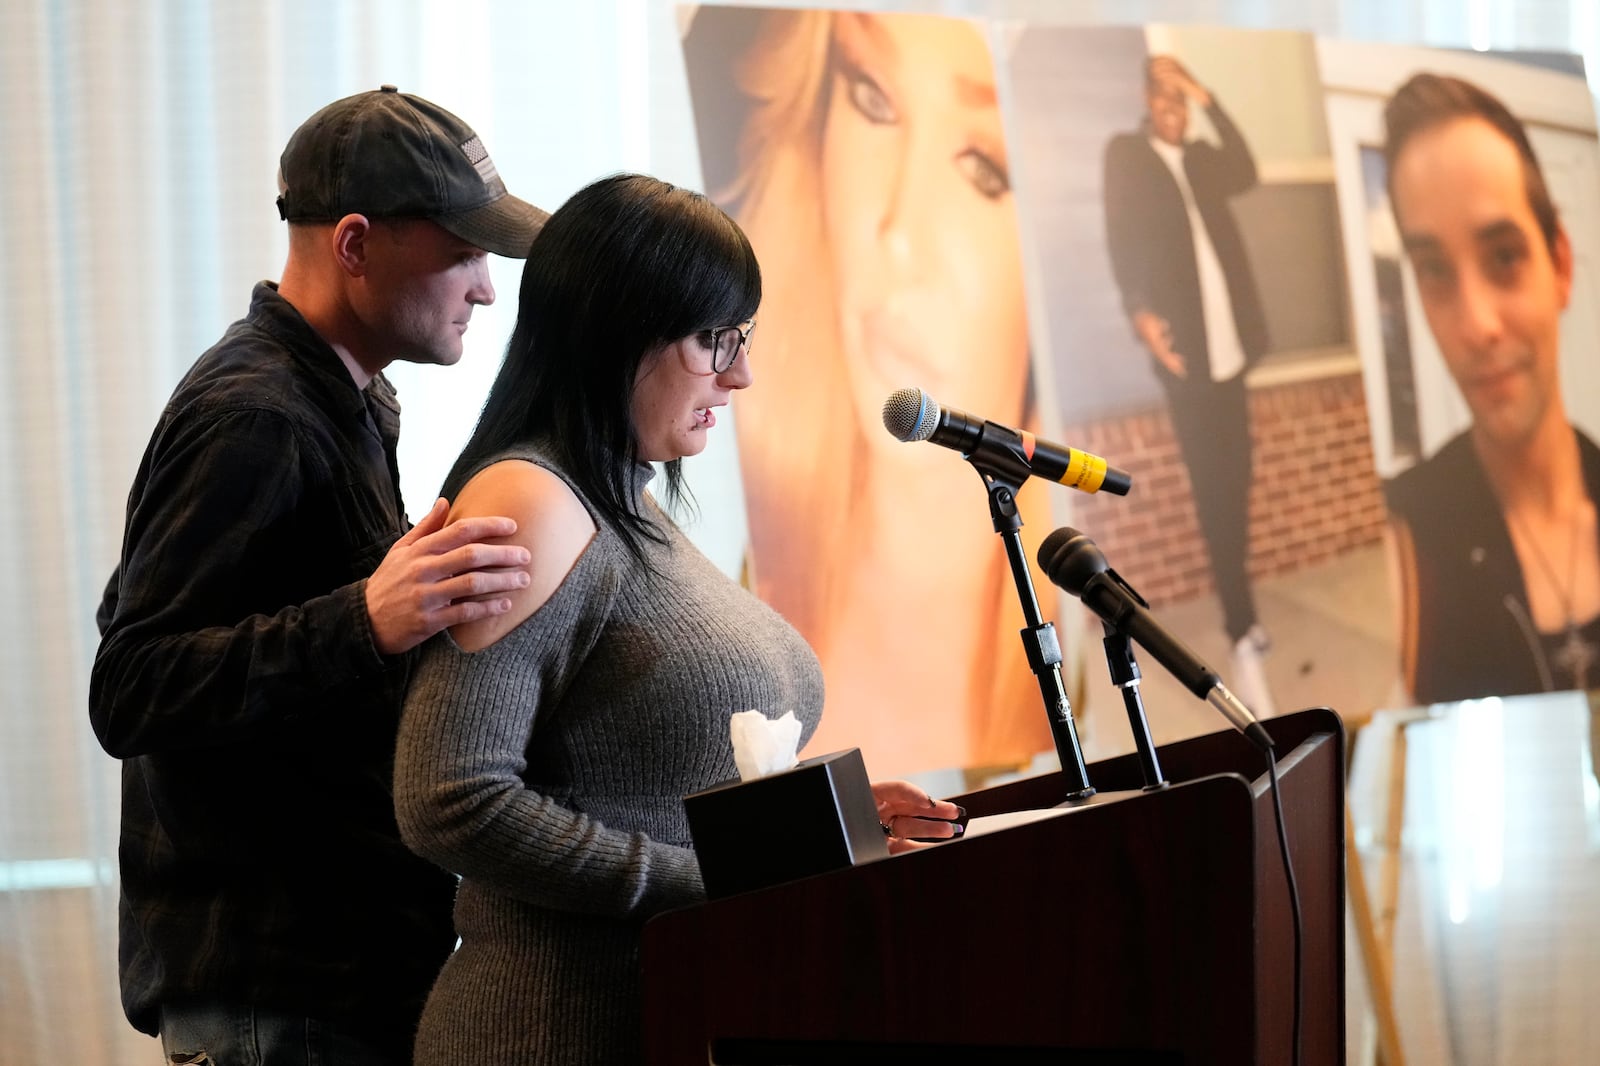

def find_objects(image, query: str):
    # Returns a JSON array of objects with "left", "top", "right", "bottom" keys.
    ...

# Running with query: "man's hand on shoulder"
[{"left": 365, "top": 497, "right": 532, "bottom": 656}]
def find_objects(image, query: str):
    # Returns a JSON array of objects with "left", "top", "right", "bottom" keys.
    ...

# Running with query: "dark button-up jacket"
[{"left": 90, "top": 282, "right": 456, "bottom": 1051}]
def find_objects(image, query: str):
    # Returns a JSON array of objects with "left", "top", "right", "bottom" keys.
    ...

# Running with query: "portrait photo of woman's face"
[
  {"left": 680, "top": 7, "right": 1053, "bottom": 778},
  {"left": 819, "top": 13, "right": 1031, "bottom": 441}
]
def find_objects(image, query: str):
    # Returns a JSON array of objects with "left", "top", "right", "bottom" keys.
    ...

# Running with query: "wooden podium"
[{"left": 641, "top": 707, "right": 1345, "bottom": 1064}]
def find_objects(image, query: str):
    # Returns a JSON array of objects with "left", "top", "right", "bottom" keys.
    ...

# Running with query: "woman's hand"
[{"left": 872, "top": 779, "right": 967, "bottom": 855}]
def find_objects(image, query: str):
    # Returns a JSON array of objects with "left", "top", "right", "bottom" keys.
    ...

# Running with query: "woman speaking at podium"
[{"left": 393, "top": 173, "right": 961, "bottom": 1065}]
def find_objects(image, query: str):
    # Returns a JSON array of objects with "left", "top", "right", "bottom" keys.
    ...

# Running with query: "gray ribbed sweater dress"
[{"left": 394, "top": 446, "right": 824, "bottom": 1064}]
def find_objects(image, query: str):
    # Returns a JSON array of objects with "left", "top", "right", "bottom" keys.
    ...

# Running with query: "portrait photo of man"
[{"left": 1381, "top": 71, "right": 1600, "bottom": 703}]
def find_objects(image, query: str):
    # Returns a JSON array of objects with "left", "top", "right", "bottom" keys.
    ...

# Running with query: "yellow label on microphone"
[{"left": 1059, "top": 450, "right": 1108, "bottom": 493}]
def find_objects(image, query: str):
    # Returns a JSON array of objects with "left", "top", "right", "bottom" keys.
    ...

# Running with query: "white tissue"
[{"left": 729, "top": 710, "right": 802, "bottom": 781}]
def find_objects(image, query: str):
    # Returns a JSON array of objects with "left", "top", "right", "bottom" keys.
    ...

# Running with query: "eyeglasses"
[{"left": 701, "top": 319, "right": 756, "bottom": 374}]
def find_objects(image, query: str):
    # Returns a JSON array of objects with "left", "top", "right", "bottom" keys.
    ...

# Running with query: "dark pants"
[
  {"left": 159, "top": 1003, "right": 407, "bottom": 1066},
  {"left": 1163, "top": 371, "right": 1258, "bottom": 642}
]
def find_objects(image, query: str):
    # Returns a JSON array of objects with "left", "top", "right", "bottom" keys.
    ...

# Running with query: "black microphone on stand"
[
  {"left": 882, "top": 387, "right": 1132, "bottom": 496},
  {"left": 1037, "top": 526, "right": 1273, "bottom": 752},
  {"left": 878, "top": 388, "right": 1101, "bottom": 799},
  {"left": 1042, "top": 526, "right": 1301, "bottom": 1066}
]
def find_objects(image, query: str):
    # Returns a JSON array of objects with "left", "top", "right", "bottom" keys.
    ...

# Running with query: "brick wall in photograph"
[{"left": 1057, "top": 370, "right": 1387, "bottom": 609}]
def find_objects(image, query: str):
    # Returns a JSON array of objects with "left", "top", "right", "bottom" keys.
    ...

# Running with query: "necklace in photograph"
[
  {"left": 1511, "top": 505, "right": 1598, "bottom": 692},
  {"left": 1552, "top": 625, "right": 1597, "bottom": 692}
]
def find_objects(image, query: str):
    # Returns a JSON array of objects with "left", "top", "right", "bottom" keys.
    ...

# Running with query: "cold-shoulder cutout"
[{"left": 446, "top": 459, "right": 598, "bottom": 652}]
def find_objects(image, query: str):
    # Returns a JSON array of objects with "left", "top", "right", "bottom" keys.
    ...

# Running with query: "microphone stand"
[
  {"left": 967, "top": 453, "right": 1095, "bottom": 803},
  {"left": 1099, "top": 623, "right": 1167, "bottom": 790}
]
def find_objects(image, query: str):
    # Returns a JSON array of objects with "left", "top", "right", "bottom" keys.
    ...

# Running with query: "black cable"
[{"left": 1265, "top": 748, "right": 1303, "bottom": 1066}]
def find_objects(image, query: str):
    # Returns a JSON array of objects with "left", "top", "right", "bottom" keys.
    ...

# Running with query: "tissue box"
[{"left": 684, "top": 748, "right": 889, "bottom": 900}]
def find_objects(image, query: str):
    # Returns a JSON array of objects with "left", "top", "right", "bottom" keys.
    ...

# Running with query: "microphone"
[
  {"left": 882, "top": 387, "right": 1132, "bottom": 496},
  {"left": 1037, "top": 526, "right": 1273, "bottom": 751}
]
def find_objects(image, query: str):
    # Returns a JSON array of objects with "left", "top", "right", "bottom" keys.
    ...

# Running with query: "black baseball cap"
[{"left": 276, "top": 85, "right": 548, "bottom": 258}]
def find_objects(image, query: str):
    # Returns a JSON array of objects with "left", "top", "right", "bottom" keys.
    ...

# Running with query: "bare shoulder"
[{"left": 446, "top": 459, "right": 598, "bottom": 652}]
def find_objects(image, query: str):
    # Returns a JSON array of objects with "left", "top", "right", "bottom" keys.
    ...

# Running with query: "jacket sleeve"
[
  {"left": 394, "top": 548, "right": 707, "bottom": 921},
  {"left": 1102, "top": 134, "right": 1155, "bottom": 325},
  {"left": 89, "top": 406, "right": 389, "bottom": 757},
  {"left": 1198, "top": 99, "right": 1259, "bottom": 198}
]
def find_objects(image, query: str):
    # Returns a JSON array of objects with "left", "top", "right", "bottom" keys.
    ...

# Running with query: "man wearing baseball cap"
[{"left": 90, "top": 87, "right": 547, "bottom": 1065}]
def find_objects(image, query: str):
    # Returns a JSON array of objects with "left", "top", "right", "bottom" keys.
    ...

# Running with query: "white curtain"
[{"left": 1, "top": 1, "right": 1594, "bottom": 1063}]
